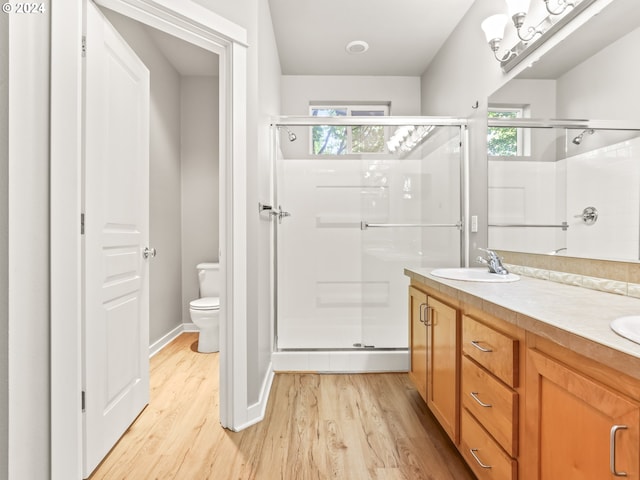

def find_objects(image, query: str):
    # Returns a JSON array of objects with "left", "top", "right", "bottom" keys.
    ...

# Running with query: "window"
[
  {"left": 310, "top": 105, "right": 389, "bottom": 155},
  {"left": 487, "top": 107, "right": 526, "bottom": 156}
]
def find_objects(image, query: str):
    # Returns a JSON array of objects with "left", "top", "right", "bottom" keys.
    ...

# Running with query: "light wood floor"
[{"left": 89, "top": 333, "right": 476, "bottom": 480}]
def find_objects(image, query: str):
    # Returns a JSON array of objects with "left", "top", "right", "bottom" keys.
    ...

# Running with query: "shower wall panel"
[{"left": 275, "top": 125, "right": 463, "bottom": 351}]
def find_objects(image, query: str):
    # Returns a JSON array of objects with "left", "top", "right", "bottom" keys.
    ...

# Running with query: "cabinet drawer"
[
  {"left": 462, "top": 315, "right": 518, "bottom": 387},
  {"left": 460, "top": 409, "right": 517, "bottom": 480},
  {"left": 462, "top": 356, "right": 518, "bottom": 456}
]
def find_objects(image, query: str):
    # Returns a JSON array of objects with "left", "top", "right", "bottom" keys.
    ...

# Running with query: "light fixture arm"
[
  {"left": 544, "top": 0, "right": 575, "bottom": 15},
  {"left": 488, "top": 38, "right": 516, "bottom": 63},
  {"left": 512, "top": 12, "right": 543, "bottom": 41}
]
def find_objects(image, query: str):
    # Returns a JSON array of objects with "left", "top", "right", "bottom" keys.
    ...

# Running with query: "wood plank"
[{"left": 89, "top": 333, "right": 476, "bottom": 480}]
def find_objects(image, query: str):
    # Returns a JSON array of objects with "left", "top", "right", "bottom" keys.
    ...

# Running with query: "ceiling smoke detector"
[{"left": 345, "top": 40, "right": 369, "bottom": 55}]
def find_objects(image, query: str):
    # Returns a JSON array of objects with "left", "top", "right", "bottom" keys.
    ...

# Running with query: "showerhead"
[
  {"left": 278, "top": 126, "right": 297, "bottom": 142},
  {"left": 572, "top": 128, "right": 595, "bottom": 145}
]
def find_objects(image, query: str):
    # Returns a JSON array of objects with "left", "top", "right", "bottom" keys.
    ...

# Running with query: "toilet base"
[{"left": 196, "top": 325, "right": 219, "bottom": 353}]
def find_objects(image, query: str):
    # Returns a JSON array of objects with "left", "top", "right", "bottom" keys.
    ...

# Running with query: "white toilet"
[{"left": 189, "top": 262, "right": 221, "bottom": 353}]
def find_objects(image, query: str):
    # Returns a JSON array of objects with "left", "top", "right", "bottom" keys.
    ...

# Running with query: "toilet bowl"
[
  {"left": 190, "top": 262, "right": 221, "bottom": 353},
  {"left": 189, "top": 297, "right": 220, "bottom": 353}
]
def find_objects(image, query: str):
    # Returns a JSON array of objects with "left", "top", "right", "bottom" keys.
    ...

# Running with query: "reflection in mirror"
[
  {"left": 487, "top": 122, "right": 640, "bottom": 262},
  {"left": 485, "top": 0, "right": 640, "bottom": 263}
]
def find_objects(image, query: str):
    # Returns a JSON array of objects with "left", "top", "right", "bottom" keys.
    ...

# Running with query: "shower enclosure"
[
  {"left": 270, "top": 117, "right": 467, "bottom": 371},
  {"left": 487, "top": 118, "right": 640, "bottom": 262}
]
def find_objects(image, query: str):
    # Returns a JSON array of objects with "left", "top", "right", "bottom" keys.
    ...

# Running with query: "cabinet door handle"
[
  {"left": 419, "top": 303, "right": 427, "bottom": 325},
  {"left": 425, "top": 305, "right": 433, "bottom": 326},
  {"left": 610, "top": 425, "right": 628, "bottom": 477},
  {"left": 471, "top": 340, "right": 493, "bottom": 353},
  {"left": 469, "top": 449, "right": 492, "bottom": 469},
  {"left": 470, "top": 391, "right": 492, "bottom": 408}
]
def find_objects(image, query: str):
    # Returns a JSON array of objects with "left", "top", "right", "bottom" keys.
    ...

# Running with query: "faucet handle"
[
  {"left": 478, "top": 247, "right": 499, "bottom": 259},
  {"left": 475, "top": 255, "right": 488, "bottom": 265}
]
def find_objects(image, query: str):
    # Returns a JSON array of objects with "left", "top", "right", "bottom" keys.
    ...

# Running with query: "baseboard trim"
[
  {"left": 149, "top": 323, "right": 198, "bottom": 358},
  {"left": 234, "top": 362, "right": 275, "bottom": 431}
]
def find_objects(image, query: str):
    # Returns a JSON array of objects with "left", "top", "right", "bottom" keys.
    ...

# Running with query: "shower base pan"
[{"left": 272, "top": 348, "right": 409, "bottom": 373}]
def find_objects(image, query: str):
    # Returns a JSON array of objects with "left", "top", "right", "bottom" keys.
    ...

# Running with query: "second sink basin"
[
  {"left": 431, "top": 267, "right": 520, "bottom": 283},
  {"left": 611, "top": 316, "right": 640, "bottom": 345}
]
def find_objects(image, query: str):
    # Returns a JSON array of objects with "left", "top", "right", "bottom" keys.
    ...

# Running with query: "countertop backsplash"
[{"left": 496, "top": 250, "right": 640, "bottom": 299}]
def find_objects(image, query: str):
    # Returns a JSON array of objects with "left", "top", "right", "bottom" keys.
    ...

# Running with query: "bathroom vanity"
[{"left": 405, "top": 267, "right": 640, "bottom": 480}]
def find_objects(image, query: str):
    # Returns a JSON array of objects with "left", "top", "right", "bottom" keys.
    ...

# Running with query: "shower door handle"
[
  {"left": 259, "top": 203, "right": 291, "bottom": 223},
  {"left": 276, "top": 206, "right": 291, "bottom": 224}
]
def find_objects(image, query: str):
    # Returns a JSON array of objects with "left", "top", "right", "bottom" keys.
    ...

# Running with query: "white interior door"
[{"left": 83, "top": 2, "right": 151, "bottom": 477}]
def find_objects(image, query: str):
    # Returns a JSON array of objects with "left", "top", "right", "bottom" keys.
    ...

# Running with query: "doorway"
[
  {"left": 50, "top": 1, "right": 248, "bottom": 478},
  {"left": 81, "top": 5, "right": 221, "bottom": 476}
]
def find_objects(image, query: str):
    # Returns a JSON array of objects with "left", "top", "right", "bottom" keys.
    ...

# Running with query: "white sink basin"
[
  {"left": 430, "top": 267, "right": 520, "bottom": 283},
  {"left": 611, "top": 316, "right": 640, "bottom": 345}
]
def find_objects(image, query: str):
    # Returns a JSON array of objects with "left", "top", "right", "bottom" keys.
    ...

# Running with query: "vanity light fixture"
[
  {"left": 481, "top": 0, "right": 587, "bottom": 70},
  {"left": 544, "top": 0, "right": 575, "bottom": 15},
  {"left": 507, "top": 0, "right": 543, "bottom": 41}
]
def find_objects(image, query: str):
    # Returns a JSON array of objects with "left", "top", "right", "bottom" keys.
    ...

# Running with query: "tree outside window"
[
  {"left": 488, "top": 107, "right": 526, "bottom": 157},
  {"left": 310, "top": 105, "right": 388, "bottom": 155}
]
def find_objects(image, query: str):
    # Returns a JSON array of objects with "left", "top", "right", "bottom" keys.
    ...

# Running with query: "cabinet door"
[
  {"left": 526, "top": 349, "right": 640, "bottom": 480},
  {"left": 428, "top": 296, "right": 459, "bottom": 443},
  {"left": 408, "top": 286, "right": 428, "bottom": 402}
]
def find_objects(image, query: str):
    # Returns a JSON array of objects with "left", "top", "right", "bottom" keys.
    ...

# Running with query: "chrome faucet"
[{"left": 476, "top": 248, "right": 509, "bottom": 275}]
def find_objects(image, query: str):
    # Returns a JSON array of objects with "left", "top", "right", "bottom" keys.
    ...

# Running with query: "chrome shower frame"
[
  {"left": 487, "top": 117, "right": 640, "bottom": 131},
  {"left": 269, "top": 115, "right": 469, "bottom": 354}
]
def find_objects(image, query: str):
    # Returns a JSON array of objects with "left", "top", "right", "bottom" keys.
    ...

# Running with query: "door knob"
[{"left": 143, "top": 247, "right": 157, "bottom": 259}]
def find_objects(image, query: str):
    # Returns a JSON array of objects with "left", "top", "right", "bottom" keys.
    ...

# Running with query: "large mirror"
[{"left": 487, "top": 0, "right": 640, "bottom": 262}]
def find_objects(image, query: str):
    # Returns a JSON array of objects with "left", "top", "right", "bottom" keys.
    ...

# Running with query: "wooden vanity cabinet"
[
  {"left": 408, "top": 286, "right": 428, "bottom": 402},
  {"left": 407, "top": 275, "right": 640, "bottom": 480},
  {"left": 525, "top": 348, "right": 640, "bottom": 480},
  {"left": 408, "top": 285, "right": 460, "bottom": 443},
  {"left": 426, "top": 296, "right": 460, "bottom": 443},
  {"left": 460, "top": 315, "right": 520, "bottom": 480}
]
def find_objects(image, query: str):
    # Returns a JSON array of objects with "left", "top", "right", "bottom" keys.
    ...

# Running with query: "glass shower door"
[
  {"left": 359, "top": 125, "right": 463, "bottom": 348},
  {"left": 274, "top": 121, "right": 464, "bottom": 351}
]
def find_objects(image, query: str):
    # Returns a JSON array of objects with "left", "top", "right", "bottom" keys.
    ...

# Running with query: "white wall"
[
  {"left": 0, "top": 8, "right": 8, "bottom": 480},
  {"left": 7, "top": 4, "right": 51, "bottom": 478},
  {"left": 194, "top": 0, "right": 281, "bottom": 412},
  {"left": 281, "top": 75, "right": 421, "bottom": 116},
  {"left": 557, "top": 27, "right": 640, "bottom": 122},
  {"left": 103, "top": 10, "right": 185, "bottom": 345},
  {"left": 181, "top": 76, "right": 220, "bottom": 323}
]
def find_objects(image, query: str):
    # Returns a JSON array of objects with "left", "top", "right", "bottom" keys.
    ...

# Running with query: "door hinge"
[
  {"left": 81, "top": 391, "right": 86, "bottom": 412},
  {"left": 81, "top": 213, "right": 85, "bottom": 235},
  {"left": 82, "top": 36, "right": 87, "bottom": 57}
]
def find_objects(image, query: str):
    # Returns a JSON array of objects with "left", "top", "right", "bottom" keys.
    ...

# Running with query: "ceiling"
[
  {"left": 144, "top": 26, "right": 219, "bottom": 77},
  {"left": 516, "top": 0, "right": 640, "bottom": 79},
  {"left": 268, "top": 0, "right": 475, "bottom": 76}
]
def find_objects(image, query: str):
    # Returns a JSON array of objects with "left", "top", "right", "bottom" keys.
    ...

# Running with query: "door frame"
[{"left": 50, "top": 1, "right": 248, "bottom": 478}]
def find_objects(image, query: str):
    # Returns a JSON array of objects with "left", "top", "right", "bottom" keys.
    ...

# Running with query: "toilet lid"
[{"left": 190, "top": 297, "right": 220, "bottom": 310}]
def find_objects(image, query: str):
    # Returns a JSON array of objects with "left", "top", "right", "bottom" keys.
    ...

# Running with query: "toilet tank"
[{"left": 197, "top": 262, "right": 220, "bottom": 297}]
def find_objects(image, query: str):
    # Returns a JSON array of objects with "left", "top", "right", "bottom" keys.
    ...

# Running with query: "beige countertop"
[{"left": 405, "top": 267, "right": 640, "bottom": 376}]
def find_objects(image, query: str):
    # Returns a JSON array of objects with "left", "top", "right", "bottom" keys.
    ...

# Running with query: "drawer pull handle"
[
  {"left": 610, "top": 425, "right": 628, "bottom": 477},
  {"left": 470, "top": 391, "right": 492, "bottom": 408},
  {"left": 471, "top": 340, "right": 493, "bottom": 353},
  {"left": 469, "top": 448, "right": 492, "bottom": 469}
]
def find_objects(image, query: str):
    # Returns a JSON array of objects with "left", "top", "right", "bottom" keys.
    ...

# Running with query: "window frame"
[
  {"left": 309, "top": 104, "right": 390, "bottom": 156},
  {"left": 487, "top": 106, "right": 531, "bottom": 157}
]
